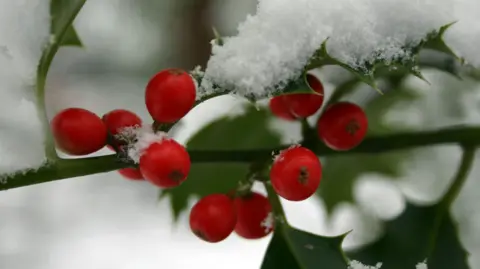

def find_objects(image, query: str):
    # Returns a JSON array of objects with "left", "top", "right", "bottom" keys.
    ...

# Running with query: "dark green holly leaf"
[
  {"left": 50, "top": 0, "right": 85, "bottom": 47},
  {"left": 39, "top": 0, "right": 85, "bottom": 79},
  {"left": 160, "top": 104, "right": 281, "bottom": 220},
  {"left": 317, "top": 88, "right": 419, "bottom": 214},
  {"left": 60, "top": 25, "right": 83, "bottom": 47},
  {"left": 348, "top": 202, "right": 469, "bottom": 269},
  {"left": 261, "top": 224, "right": 348, "bottom": 269},
  {"left": 305, "top": 23, "right": 467, "bottom": 94}
]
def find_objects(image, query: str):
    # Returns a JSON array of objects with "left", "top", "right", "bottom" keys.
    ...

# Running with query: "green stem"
[
  {"left": 440, "top": 146, "right": 476, "bottom": 208},
  {"left": 426, "top": 146, "right": 476, "bottom": 257},
  {"left": 0, "top": 155, "right": 129, "bottom": 190},
  {"left": 264, "top": 182, "right": 288, "bottom": 225},
  {"left": 2, "top": 126, "right": 480, "bottom": 191}
]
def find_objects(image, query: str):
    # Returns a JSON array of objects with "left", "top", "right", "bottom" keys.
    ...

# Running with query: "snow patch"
[
  {"left": 0, "top": 0, "right": 50, "bottom": 175},
  {"left": 348, "top": 260, "right": 382, "bottom": 269}
]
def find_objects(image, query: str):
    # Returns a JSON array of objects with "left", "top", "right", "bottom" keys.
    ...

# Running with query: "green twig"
[
  {"left": 440, "top": 146, "right": 476, "bottom": 208},
  {"left": 2, "top": 126, "right": 480, "bottom": 191},
  {"left": 0, "top": 155, "right": 128, "bottom": 190},
  {"left": 426, "top": 146, "right": 476, "bottom": 257}
]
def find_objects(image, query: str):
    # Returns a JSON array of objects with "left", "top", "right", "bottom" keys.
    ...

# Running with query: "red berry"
[
  {"left": 145, "top": 69, "right": 196, "bottom": 123},
  {"left": 103, "top": 109, "right": 142, "bottom": 136},
  {"left": 234, "top": 192, "right": 273, "bottom": 239},
  {"left": 317, "top": 102, "right": 368, "bottom": 151},
  {"left": 269, "top": 74, "right": 324, "bottom": 120},
  {"left": 139, "top": 139, "right": 190, "bottom": 188},
  {"left": 270, "top": 146, "right": 322, "bottom": 201},
  {"left": 51, "top": 108, "right": 107, "bottom": 155},
  {"left": 269, "top": 96, "right": 296, "bottom": 121},
  {"left": 103, "top": 109, "right": 142, "bottom": 150},
  {"left": 189, "top": 194, "right": 237, "bottom": 243},
  {"left": 118, "top": 168, "right": 144, "bottom": 180},
  {"left": 283, "top": 74, "right": 324, "bottom": 118}
]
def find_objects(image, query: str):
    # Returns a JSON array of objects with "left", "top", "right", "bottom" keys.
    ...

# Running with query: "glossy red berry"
[
  {"left": 234, "top": 192, "right": 273, "bottom": 239},
  {"left": 145, "top": 68, "right": 196, "bottom": 123},
  {"left": 103, "top": 109, "right": 142, "bottom": 150},
  {"left": 51, "top": 108, "right": 107, "bottom": 155},
  {"left": 269, "top": 96, "right": 296, "bottom": 121},
  {"left": 139, "top": 139, "right": 190, "bottom": 188},
  {"left": 283, "top": 74, "right": 324, "bottom": 118},
  {"left": 317, "top": 102, "right": 368, "bottom": 151},
  {"left": 270, "top": 146, "right": 322, "bottom": 201},
  {"left": 189, "top": 194, "right": 237, "bottom": 243},
  {"left": 118, "top": 168, "right": 144, "bottom": 180},
  {"left": 269, "top": 74, "right": 324, "bottom": 120}
]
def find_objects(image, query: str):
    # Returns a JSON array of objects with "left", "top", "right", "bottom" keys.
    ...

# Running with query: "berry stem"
[{"left": 264, "top": 182, "right": 288, "bottom": 225}]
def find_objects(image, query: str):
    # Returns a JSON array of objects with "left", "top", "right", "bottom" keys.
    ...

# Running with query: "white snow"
[
  {"left": 416, "top": 261, "right": 428, "bottom": 269},
  {"left": 0, "top": 0, "right": 50, "bottom": 176},
  {"left": 348, "top": 260, "right": 382, "bottom": 269},
  {"left": 123, "top": 125, "right": 168, "bottom": 164},
  {"left": 199, "top": 0, "right": 480, "bottom": 100}
]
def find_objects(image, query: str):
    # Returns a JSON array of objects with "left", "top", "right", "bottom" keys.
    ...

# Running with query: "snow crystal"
[
  {"left": 416, "top": 261, "right": 428, "bottom": 269},
  {"left": 200, "top": 0, "right": 479, "bottom": 100},
  {"left": 124, "top": 125, "right": 168, "bottom": 163},
  {"left": 0, "top": 0, "right": 50, "bottom": 176},
  {"left": 348, "top": 260, "right": 382, "bottom": 269},
  {"left": 260, "top": 212, "right": 274, "bottom": 233}
]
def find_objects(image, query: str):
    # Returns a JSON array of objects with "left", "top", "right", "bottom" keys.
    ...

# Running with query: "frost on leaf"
[
  {"left": 0, "top": 0, "right": 50, "bottom": 176},
  {"left": 199, "top": 0, "right": 479, "bottom": 100}
]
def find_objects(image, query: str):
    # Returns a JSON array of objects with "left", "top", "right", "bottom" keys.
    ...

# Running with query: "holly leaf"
[
  {"left": 160, "top": 105, "right": 281, "bottom": 220},
  {"left": 317, "top": 88, "right": 419, "bottom": 214},
  {"left": 261, "top": 224, "right": 348, "bottom": 269},
  {"left": 50, "top": 0, "right": 84, "bottom": 47},
  {"left": 40, "top": 0, "right": 85, "bottom": 79},
  {"left": 306, "top": 23, "right": 464, "bottom": 93},
  {"left": 348, "top": 202, "right": 469, "bottom": 269}
]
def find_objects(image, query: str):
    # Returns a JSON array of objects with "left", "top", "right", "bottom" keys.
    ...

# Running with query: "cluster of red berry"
[
  {"left": 266, "top": 74, "right": 368, "bottom": 201},
  {"left": 188, "top": 75, "right": 368, "bottom": 243},
  {"left": 49, "top": 69, "right": 368, "bottom": 244},
  {"left": 50, "top": 69, "right": 196, "bottom": 186},
  {"left": 190, "top": 191, "right": 273, "bottom": 243}
]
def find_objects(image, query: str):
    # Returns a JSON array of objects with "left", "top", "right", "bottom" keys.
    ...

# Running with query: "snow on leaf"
[{"left": 199, "top": 0, "right": 479, "bottom": 100}]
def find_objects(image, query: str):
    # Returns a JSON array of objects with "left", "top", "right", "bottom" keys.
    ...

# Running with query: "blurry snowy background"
[{"left": 1, "top": 0, "right": 480, "bottom": 268}]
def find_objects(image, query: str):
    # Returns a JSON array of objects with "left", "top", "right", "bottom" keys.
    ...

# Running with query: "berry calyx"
[
  {"left": 102, "top": 109, "right": 142, "bottom": 150},
  {"left": 234, "top": 192, "right": 273, "bottom": 239},
  {"left": 270, "top": 146, "right": 322, "bottom": 201},
  {"left": 268, "top": 74, "right": 324, "bottom": 120},
  {"left": 51, "top": 108, "right": 107, "bottom": 155},
  {"left": 118, "top": 168, "right": 144, "bottom": 180},
  {"left": 189, "top": 194, "right": 237, "bottom": 243},
  {"left": 317, "top": 102, "right": 368, "bottom": 151},
  {"left": 145, "top": 68, "right": 196, "bottom": 123},
  {"left": 139, "top": 139, "right": 190, "bottom": 188}
]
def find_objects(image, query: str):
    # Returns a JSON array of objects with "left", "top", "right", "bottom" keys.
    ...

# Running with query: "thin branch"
[{"left": 1, "top": 125, "right": 480, "bottom": 191}]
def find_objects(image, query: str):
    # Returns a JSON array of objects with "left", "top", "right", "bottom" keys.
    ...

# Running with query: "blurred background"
[{"left": 1, "top": 0, "right": 480, "bottom": 268}]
